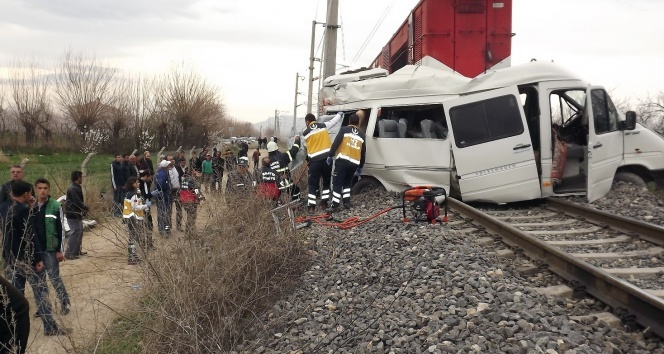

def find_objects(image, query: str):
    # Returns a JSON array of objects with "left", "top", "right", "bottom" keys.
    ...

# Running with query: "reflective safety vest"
[
  {"left": 303, "top": 121, "right": 333, "bottom": 161},
  {"left": 332, "top": 125, "right": 365, "bottom": 166},
  {"left": 123, "top": 190, "right": 146, "bottom": 220}
]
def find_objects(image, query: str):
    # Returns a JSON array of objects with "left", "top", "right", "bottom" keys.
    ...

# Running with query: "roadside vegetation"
[
  {"left": 90, "top": 194, "right": 308, "bottom": 353},
  {"left": 0, "top": 152, "right": 115, "bottom": 214}
]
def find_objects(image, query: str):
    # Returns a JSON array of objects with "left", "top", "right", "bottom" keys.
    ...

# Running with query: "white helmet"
[{"left": 267, "top": 141, "right": 278, "bottom": 152}]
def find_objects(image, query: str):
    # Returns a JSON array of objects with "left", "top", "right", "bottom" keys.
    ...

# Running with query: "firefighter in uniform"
[
  {"left": 326, "top": 113, "right": 366, "bottom": 213},
  {"left": 226, "top": 156, "right": 254, "bottom": 195},
  {"left": 302, "top": 111, "right": 344, "bottom": 213},
  {"left": 267, "top": 137, "right": 301, "bottom": 202},
  {"left": 257, "top": 156, "right": 280, "bottom": 204}
]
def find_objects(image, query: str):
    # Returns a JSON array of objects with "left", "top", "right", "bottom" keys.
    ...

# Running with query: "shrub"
[{"left": 139, "top": 193, "right": 308, "bottom": 353}]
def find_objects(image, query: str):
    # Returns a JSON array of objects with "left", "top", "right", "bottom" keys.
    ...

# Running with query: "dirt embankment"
[{"left": 23, "top": 219, "right": 141, "bottom": 353}]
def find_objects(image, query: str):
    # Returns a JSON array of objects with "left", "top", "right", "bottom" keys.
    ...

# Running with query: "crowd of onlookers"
[
  {"left": 1, "top": 164, "right": 87, "bottom": 344},
  {"left": 0, "top": 113, "right": 368, "bottom": 352}
]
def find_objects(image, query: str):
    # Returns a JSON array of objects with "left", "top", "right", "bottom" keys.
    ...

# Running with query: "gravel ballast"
[{"left": 240, "top": 184, "right": 664, "bottom": 354}]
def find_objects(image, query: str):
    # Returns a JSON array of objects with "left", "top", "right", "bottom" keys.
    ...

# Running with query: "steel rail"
[
  {"left": 546, "top": 197, "right": 664, "bottom": 246},
  {"left": 448, "top": 198, "right": 664, "bottom": 338}
]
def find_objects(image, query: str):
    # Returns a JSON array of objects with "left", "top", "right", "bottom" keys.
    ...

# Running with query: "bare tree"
[
  {"left": 155, "top": 63, "right": 225, "bottom": 147},
  {"left": 115, "top": 75, "right": 158, "bottom": 149},
  {"left": 0, "top": 90, "right": 7, "bottom": 133},
  {"left": 640, "top": 93, "right": 664, "bottom": 135},
  {"left": 54, "top": 50, "right": 117, "bottom": 134},
  {"left": 8, "top": 59, "right": 54, "bottom": 145}
]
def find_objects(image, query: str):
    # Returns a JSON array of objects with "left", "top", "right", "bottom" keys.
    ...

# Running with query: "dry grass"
[
  {"left": 133, "top": 193, "right": 309, "bottom": 353},
  {"left": 0, "top": 151, "right": 9, "bottom": 164}
]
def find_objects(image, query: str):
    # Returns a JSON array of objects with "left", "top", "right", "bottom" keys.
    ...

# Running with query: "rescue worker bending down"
[
  {"left": 303, "top": 111, "right": 344, "bottom": 213},
  {"left": 226, "top": 156, "right": 254, "bottom": 194},
  {"left": 267, "top": 137, "right": 301, "bottom": 202},
  {"left": 257, "top": 156, "right": 280, "bottom": 203},
  {"left": 326, "top": 113, "right": 366, "bottom": 213}
]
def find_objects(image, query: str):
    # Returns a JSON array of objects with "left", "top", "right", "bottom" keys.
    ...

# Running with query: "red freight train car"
[{"left": 370, "top": 0, "right": 512, "bottom": 78}]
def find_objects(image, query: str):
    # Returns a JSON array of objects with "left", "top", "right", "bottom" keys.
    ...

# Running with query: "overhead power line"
[{"left": 350, "top": 0, "right": 397, "bottom": 65}]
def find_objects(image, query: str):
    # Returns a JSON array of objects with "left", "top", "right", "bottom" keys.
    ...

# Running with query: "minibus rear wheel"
[
  {"left": 613, "top": 172, "right": 647, "bottom": 189},
  {"left": 351, "top": 177, "right": 383, "bottom": 195}
]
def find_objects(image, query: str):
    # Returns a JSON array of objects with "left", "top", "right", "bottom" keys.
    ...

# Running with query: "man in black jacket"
[
  {"left": 211, "top": 151, "right": 225, "bottom": 193},
  {"left": 138, "top": 150, "right": 154, "bottom": 173},
  {"left": 65, "top": 171, "right": 89, "bottom": 259},
  {"left": 0, "top": 165, "right": 33, "bottom": 204},
  {"left": 1, "top": 181, "right": 69, "bottom": 336},
  {"left": 0, "top": 275, "right": 30, "bottom": 353},
  {"left": 111, "top": 155, "right": 126, "bottom": 217}
]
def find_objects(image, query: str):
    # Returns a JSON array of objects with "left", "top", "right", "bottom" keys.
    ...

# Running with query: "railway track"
[{"left": 448, "top": 197, "right": 664, "bottom": 338}]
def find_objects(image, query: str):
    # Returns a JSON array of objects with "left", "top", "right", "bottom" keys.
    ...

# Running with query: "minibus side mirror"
[{"left": 621, "top": 111, "right": 637, "bottom": 131}]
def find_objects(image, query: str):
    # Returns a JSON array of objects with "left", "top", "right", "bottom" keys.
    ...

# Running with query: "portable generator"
[{"left": 402, "top": 186, "right": 448, "bottom": 224}]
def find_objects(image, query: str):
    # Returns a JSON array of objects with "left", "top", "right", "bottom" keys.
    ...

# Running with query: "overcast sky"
[{"left": 1, "top": 0, "right": 662, "bottom": 124}]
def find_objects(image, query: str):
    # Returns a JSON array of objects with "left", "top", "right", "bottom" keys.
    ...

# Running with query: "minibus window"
[
  {"left": 591, "top": 90, "right": 619, "bottom": 134},
  {"left": 450, "top": 95, "right": 524, "bottom": 148}
]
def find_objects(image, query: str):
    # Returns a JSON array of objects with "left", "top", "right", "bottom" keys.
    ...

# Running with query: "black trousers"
[
  {"left": 307, "top": 159, "right": 332, "bottom": 207},
  {"left": 331, "top": 159, "right": 357, "bottom": 207},
  {"left": 0, "top": 275, "right": 29, "bottom": 354}
]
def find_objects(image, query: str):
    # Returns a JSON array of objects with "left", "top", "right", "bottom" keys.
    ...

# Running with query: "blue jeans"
[
  {"left": 40, "top": 252, "right": 70, "bottom": 306},
  {"left": 5, "top": 262, "right": 58, "bottom": 333},
  {"left": 156, "top": 194, "right": 172, "bottom": 233}
]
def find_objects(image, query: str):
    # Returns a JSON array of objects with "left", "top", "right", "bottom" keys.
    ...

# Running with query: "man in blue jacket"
[{"left": 155, "top": 159, "right": 172, "bottom": 236}]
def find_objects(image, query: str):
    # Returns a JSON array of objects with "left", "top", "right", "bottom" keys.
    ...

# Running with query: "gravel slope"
[{"left": 240, "top": 185, "right": 664, "bottom": 354}]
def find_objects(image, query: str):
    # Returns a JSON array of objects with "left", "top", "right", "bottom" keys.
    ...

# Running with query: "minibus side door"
[{"left": 444, "top": 86, "right": 541, "bottom": 203}]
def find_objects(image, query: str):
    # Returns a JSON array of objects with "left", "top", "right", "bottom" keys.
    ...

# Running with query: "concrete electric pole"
[
  {"left": 307, "top": 21, "right": 323, "bottom": 115},
  {"left": 274, "top": 109, "right": 280, "bottom": 139},
  {"left": 293, "top": 73, "right": 305, "bottom": 136},
  {"left": 322, "top": 0, "right": 339, "bottom": 82}
]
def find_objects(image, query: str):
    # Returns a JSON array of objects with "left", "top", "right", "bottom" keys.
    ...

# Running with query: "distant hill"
[{"left": 252, "top": 114, "right": 309, "bottom": 138}]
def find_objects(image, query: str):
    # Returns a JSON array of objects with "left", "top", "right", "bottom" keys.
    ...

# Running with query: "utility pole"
[
  {"left": 274, "top": 109, "right": 280, "bottom": 140},
  {"left": 293, "top": 72, "right": 303, "bottom": 136},
  {"left": 307, "top": 21, "right": 322, "bottom": 115},
  {"left": 322, "top": 0, "right": 339, "bottom": 82}
]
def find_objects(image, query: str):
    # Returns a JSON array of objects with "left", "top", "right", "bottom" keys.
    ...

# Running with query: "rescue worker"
[
  {"left": 123, "top": 177, "right": 149, "bottom": 264},
  {"left": 257, "top": 156, "right": 280, "bottom": 203},
  {"left": 179, "top": 170, "right": 204, "bottom": 238},
  {"left": 267, "top": 137, "right": 301, "bottom": 203},
  {"left": 302, "top": 111, "right": 344, "bottom": 213},
  {"left": 326, "top": 113, "right": 366, "bottom": 213},
  {"left": 225, "top": 156, "right": 254, "bottom": 194}
]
